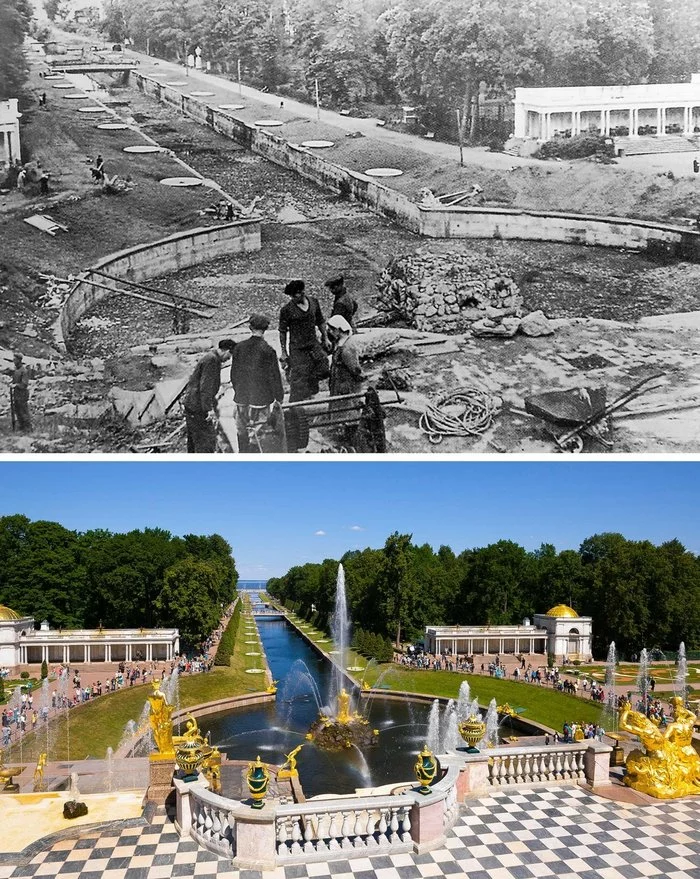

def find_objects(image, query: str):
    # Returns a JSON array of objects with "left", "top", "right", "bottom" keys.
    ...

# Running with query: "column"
[
  {"left": 604, "top": 110, "right": 611, "bottom": 136},
  {"left": 656, "top": 107, "right": 662, "bottom": 134},
  {"left": 628, "top": 108, "right": 634, "bottom": 136},
  {"left": 571, "top": 110, "right": 576, "bottom": 135},
  {"left": 684, "top": 106, "right": 692, "bottom": 135},
  {"left": 529, "top": 637, "right": 534, "bottom": 653},
  {"left": 600, "top": 109, "right": 605, "bottom": 134},
  {"left": 85, "top": 644, "right": 91, "bottom": 663},
  {"left": 147, "top": 643, "right": 153, "bottom": 662},
  {"left": 63, "top": 644, "right": 69, "bottom": 663},
  {"left": 499, "top": 638, "right": 504, "bottom": 654},
  {"left": 126, "top": 643, "right": 132, "bottom": 662}
]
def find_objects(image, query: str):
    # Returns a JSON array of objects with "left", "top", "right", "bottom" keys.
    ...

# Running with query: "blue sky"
[{"left": 1, "top": 461, "right": 699, "bottom": 578}]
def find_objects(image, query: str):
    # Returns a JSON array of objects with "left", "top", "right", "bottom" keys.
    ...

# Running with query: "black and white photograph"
[{"left": 2, "top": 0, "right": 700, "bottom": 452}]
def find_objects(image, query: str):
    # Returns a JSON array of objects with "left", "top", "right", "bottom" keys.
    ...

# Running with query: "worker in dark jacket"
[
  {"left": 230, "top": 313, "right": 284, "bottom": 452},
  {"left": 326, "top": 275, "right": 358, "bottom": 329},
  {"left": 183, "top": 339, "right": 235, "bottom": 453},
  {"left": 278, "top": 279, "right": 329, "bottom": 402}
]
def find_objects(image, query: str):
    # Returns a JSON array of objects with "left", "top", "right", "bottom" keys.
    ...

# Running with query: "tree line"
[
  {"left": 84, "top": 0, "right": 700, "bottom": 139},
  {"left": 266, "top": 531, "right": 700, "bottom": 659},
  {"left": 0, "top": 515, "right": 238, "bottom": 650}
]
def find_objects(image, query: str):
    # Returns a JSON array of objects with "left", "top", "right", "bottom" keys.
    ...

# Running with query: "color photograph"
[{"left": 0, "top": 459, "right": 697, "bottom": 878}]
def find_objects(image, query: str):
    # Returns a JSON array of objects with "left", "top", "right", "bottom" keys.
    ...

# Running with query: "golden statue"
[
  {"left": 147, "top": 679, "right": 176, "bottom": 760},
  {"left": 278, "top": 744, "right": 303, "bottom": 779},
  {"left": 337, "top": 689, "right": 351, "bottom": 724},
  {"left": 173, "top": 714, "right": 205, "bottom": 747},
  {"left": 201, "top": 747, "right": 222, "bottom": 793},
  {"left": 33, "top": 752, "right": 47, "bottom": 791},
  {"left": 266, "top": 680, "right": 279, "bottom": 694},
  {"left": 619, "top": 697, "right": 700, "bottom": 798},
  {"left": 0, "top": 749, "right": 22, "bottom": 791}
]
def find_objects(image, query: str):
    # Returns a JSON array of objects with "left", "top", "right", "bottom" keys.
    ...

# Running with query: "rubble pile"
[{"left": 376, "top": 252, "right": 554, "bottom": 337}]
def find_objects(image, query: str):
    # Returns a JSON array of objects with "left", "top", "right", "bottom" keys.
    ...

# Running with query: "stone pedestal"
[
  {"left": 456, "top": 754, "right": 491, "bottom": 800},
  {"left": 409, "top": 794, "right": 446, "bottom": 853},
  {"left": 584, "top": 742, "right": 614, "bottom": 786},
  {"left": 233, "top": 805, "right": 277, "bottom": 870},
  {"left": 146, "top": 756, "right": 176, "bottom": 805}
]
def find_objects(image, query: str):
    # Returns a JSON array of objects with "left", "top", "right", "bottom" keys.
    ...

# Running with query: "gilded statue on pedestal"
[
  {"left": 147, "top": 679, "right": 176, "bottom": 759},
  {"left": 619, "top": 696, "right": 700, "bottom": 799}
]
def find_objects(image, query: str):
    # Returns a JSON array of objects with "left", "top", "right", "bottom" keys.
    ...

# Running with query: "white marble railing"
[
  {"left": 436, "top": 766, "right": 459, "bottom": 829},
  {"left": 189, "top": 785, "right": 237, "bottom": 859},
  {"left": 275, "top": 795, "right": 413, "bottom": 860},
  {"left": 486, "top": 744, "right": 586, "bottom": 787}
]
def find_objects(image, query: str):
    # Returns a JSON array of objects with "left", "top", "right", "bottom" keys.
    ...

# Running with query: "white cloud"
[
  {"left": 349, "top": 525, "right": 365, "bottom": 531},
  {"left": 314, "top": 530, "right": 326, "bottom": 536}
]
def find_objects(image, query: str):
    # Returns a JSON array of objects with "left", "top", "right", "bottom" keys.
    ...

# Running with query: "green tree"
[
  {"left": 378, "top": 532, "right": 418, "bottom": 647},
  {"left": 156, "top": 557, "right": 225, "bottom": 647}
]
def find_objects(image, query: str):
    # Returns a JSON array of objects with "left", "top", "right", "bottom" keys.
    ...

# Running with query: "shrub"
[
  {"left": 20, "top": 671, "right": 30, "bottom": 680},
  {"left": 535, "top": 134, "right": 615, "bottom": 160},
  {"left": 41, "top": 660, "right": 48, "bottom": 679},
  {"left": 214, "top": 599, "right": 241, "bottom": 667}
]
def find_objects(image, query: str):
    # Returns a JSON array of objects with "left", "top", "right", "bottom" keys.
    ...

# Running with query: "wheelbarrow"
[{"left": 524, "top": 373, "right": 664, "bottom": 452}]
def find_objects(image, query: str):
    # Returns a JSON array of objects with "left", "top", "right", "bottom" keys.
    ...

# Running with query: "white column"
[
  {"left": 499, "top": 638, "right": 504, "bottom": 653},
  {"left": 126, "top": 644, "right": 132, "bottom": 662},
  {"left": 604, "top": 110, "right": 611, "bottom": 136},
  {"left": 147, "top": 643, "right": 153, "bottom": 662},
  {"left": 85, "top": 644, "right": 91, "bottom": 663},
  {"left": 529, "top": 637, "right": 534, "bottom": 653},
  {"left": 684, "top": 106, "right": 692, "bottom": 135},
  {"left": 599, "top": 109, "right": 605, "bottom": 134},
  {"left": 63, "top": 645, "right": 69, "bottom": 663},
  {"left": 571, "top": 110, "right": 576, "bottom": 135},
  {"left": 656, "top": 107, "right": 662, "bottom": 134}
]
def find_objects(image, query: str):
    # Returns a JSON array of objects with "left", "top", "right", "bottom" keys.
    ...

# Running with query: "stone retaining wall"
[
  {"left": 56, "top": 219, "right": 261, "bottom": 350},
  {"left": 134, "top": 73, "right": 700, "bottom": 261}
]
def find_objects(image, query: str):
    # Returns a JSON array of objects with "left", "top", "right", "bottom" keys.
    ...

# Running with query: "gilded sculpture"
[
  {"left": 619, "top": 696, "right": 700, "bottom": 799},
  {"left": 147, "top": 679, "right": 176, "bottom": 760}
]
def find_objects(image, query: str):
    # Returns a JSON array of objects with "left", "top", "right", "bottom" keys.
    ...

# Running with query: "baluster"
[
  {"left": 523, "top": 752, "right": 531, "bottom": 782},
  {"left": 389, "top": 807, "right": 400, "bottom": 843},
  {"left": 204, "top": 804, "right": 213, "bottom": 840},
  {"left": 315, "top": 812, "right": 329, "bottom": 853},
  {"left": 499, "top": 756, "right": 508, "bottom": 785},
  {"left": 514, "top": 754, "right": 523, "bottom": 783},
  {"left": 577, "top": 750, "right": 585, "bottom": 779},
  {"left": 211, "top": 808, "right": 222, "bottom": 843},
  {"left": 377, "top": 809, "right": 388, "bottom": 845},
  {"left": 276, "top": 816, "right": 288, "bottom": 856},
  {"left": 290, "top": 815, "right": 303, "bottom": 854},
  {"left": 341, "top": 811, "right": 354, "bottom": 849},
  {"left": 328, "top": 811, "right": 340, "bottom": 850},
  {"left": 303, "top": 816, "right": 315, "bottom": 853},
  {"left": 400, "top": 804, "right": 412, "bottom": 842},
  {"left": 365, "top": 810, "right": 379, "bottom": 848},
  {"left": 554, "top": 750, "right": 563, "bottom": 780},
  {"left": 563, "top": 751, "right": 573, "bottom": 779},
  {"left": 353, "top": 809, "right": 366, "bottom": 848}
]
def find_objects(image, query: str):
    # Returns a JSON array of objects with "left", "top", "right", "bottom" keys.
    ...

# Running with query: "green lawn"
[
  {"left": 359, "top": 664, "right": 606, "bottom": 732},
  {"left": 8, "top": 603, "right": 269, "bottom": 764}
]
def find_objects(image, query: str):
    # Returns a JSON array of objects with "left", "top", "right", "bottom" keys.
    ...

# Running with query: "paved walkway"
[{"left": 0, "top": 785, "right": 698, "bottom": 879}]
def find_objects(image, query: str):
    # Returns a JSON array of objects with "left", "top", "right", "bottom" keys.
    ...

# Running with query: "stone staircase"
[{"left": 615, "top": 135, "right": 699, "bottom": 156}]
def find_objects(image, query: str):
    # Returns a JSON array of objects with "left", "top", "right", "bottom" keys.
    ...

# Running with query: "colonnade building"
[
  {"left": 0, "top": 605, "right": 180, "bottom": 671},
  {"left": 424, "top": 605, "right": 593, "bottom": 662},
  {"left": 0, "top": 99, "right": 22, "bottom": 167},
  {"left": 514, "top": 76, "right": 700, "bottom": 141}
]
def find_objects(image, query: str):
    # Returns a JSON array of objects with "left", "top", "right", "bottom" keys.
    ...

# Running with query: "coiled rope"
[{"left": 419, "top": 388, "right": 501, "bottom": 444}]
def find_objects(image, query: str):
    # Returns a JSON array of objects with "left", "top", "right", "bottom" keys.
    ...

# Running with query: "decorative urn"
[
  {"left": 246, "top": 755, "right": 270, "bottom": 809},
  {"left": 175, "top": 740, "right": 212, "bottom": 780},
  {"left": 458, "top": 714, "right": 486, "bottom": 752},
  {"left": 414, "top": 745, "right": 438, "bottom": 794}
]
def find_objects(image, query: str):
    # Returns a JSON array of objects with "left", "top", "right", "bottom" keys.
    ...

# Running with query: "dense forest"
[
  {"left": 1, "top": 0, "right": 33, "bottom": 100},
  {"left": 267, "top": 531, "right": 700, "bottom": 658},
  {"left": 0, "top": 515, "right": 238, "bottom": 648},
  {"left": 83, "top": 0, "right": 700, "bottom": 138}
]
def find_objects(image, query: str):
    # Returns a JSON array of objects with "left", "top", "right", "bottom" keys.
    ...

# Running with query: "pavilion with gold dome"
[
  {"left": 0, "top": 603, "right": 180, "bottom": 673},
  {"left": 424, "top": 604, "right": 592, "bottom": 661}
]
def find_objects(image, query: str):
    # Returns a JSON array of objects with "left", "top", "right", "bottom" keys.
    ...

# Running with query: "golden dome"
[
  {"left": 546, "top": 604, "right": 578, "bottom": 618},
  {"left": 0, "top": 605, "right": 22, "bottom": 621}
]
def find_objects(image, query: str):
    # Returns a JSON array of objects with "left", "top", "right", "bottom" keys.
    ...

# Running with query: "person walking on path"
[
  {"left": 326, "top": 275, "right": 358, "bottom": 329},
  {"left": 182, "top": 339, "right": 235, "bottom": 452},
  {"left": 278, "top": 280, "right": 329, "bottom": 402},
  {"left": 7, "top": 352, "right": 31, "bottom": 432},
  {"left": 230, "top": 313, "right": 284, "bottom": 452}
]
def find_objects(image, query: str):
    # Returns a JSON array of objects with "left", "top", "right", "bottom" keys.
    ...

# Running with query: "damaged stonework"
[{"left": 376, "top": 250, "right": 556, "bottom": 337}]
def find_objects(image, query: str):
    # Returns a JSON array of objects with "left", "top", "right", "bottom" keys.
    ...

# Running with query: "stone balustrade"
[
  {"left": 172, "top": 741, "right": 612, "bottom": 869},
  {"left": 275, "top": 795, "right": 413, "bottom": 862}
]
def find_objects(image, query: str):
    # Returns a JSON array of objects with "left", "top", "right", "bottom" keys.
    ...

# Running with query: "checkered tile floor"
[{"left": 1, "top": 787, "right": 698, "bottom": 879}]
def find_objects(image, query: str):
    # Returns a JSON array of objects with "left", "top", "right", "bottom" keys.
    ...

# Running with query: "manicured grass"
[{"left": 361, "top": 664, "right": 606, "bottom": 732}]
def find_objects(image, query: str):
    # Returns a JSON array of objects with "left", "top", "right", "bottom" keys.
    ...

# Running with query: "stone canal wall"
[{"left": 134, "top": 72, "right": 700, "bottom": 261}]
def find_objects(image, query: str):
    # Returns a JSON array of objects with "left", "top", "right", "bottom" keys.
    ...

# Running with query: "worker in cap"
[
  {"left": 7, "top": 352, "right": 31, "bottom": 432},
  {"left": 231, "top": 313, "right": 284, "bottom": 451},
  {"left": 326, "top": 274, "right": 358, "bottom": 329},
  {"left": 327, "top": 313, "right": 363, "bottom": 443},
  {"left": 278, "top": 279, "right": 329, "bottom": 403}
]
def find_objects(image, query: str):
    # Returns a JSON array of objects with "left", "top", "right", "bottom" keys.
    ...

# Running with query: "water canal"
[{"left": 204, "top": 613, "right": 433, "bottom": 798}]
